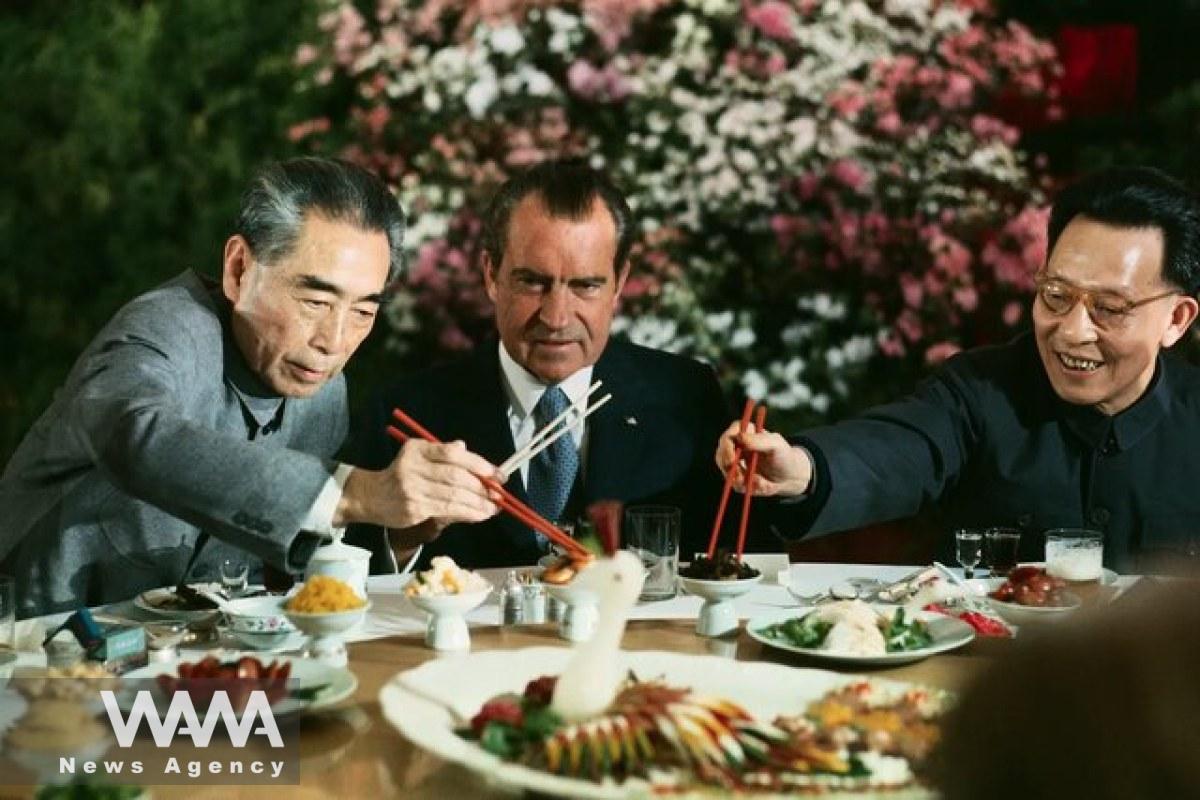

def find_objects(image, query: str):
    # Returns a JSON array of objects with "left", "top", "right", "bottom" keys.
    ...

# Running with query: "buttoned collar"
[
  {"left": 1057, "top": 355, "right": 1170, "bottom": 454},
  {"left": 194, "top": 270, "right": 287, "bottom": 434},
  {"left": 498, "top": 341, "right": 594, "bottom": 422}
]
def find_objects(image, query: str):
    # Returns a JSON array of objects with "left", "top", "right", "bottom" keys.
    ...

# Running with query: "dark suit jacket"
[
  {"left": 347, "top": 339, "right": 778, "bottom": 570},
  {"left": 764, "top": 331, "right": 1200, "bottom": 573}
]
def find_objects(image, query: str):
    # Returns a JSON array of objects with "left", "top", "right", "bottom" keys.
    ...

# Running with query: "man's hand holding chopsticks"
[
  {"left": 334, "top": 439, "right": 503, "bottom": 530},
  {"left": 714, "top": 421, "right": 814, "bottom": 498}
]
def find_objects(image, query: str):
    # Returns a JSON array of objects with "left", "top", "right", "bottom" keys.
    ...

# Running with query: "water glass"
[
  {"left": 985, "top": 528, "right": 1022, "bottom": 577},
  {"left": 624, "top": 506, "right": 680, "bottom": 601},
  {"left": 0, "top": 574, "right": 14, "bottom": 649},
  {"left": 1045, "top": 529, "right": 1104, "bottom": 582},
  {"left": 954, "top": 529, "right": 984, "bottom": 579},
  {"left": 220, "top": 558, "right": 249, "bottom": 596}
]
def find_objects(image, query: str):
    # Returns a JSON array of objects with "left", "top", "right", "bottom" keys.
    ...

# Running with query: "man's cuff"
[{"left": 300, "top": 463, "right": 355, "bottom": 536}]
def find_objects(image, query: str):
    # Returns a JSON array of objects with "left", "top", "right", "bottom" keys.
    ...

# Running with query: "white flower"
[
  {"left": 704, "top": 311, "right": 734, "bottom": 333},
  {"left": 464, "top": 75, "right": 498, "bottom": 117},
  {"left": 489, "top": 25, "right": 525, "bottom": 56},
  {"left": 729, "top": 326, "right": 756, "bottom": 349},
  {"left": 742, "top": 369, "right": 768, "bottom": 400}
]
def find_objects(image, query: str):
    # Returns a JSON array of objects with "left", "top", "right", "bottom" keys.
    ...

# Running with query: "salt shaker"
[
  {"left": 523, "top": 580, "right": 547, "bottom": 624},
  {"left": 500, "top": 570, "right": 524, "bottom": 625}
]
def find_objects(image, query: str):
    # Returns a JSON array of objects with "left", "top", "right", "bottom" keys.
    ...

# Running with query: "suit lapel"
[
  {"left": 584, "top": 342, "right": 652, "bottom": 503},
  {"left": 454, "top": 345, "right": 534, "bottom": 543}
]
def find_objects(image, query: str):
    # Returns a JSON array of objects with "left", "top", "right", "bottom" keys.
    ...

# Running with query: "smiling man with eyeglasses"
[{"left": 715, "top": 166, "right": 1200, "bottom": 574}]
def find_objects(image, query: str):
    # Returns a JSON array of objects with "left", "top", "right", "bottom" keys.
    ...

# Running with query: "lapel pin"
[{"left": 625, "top": 416, "right": 638, "bottom": 426}]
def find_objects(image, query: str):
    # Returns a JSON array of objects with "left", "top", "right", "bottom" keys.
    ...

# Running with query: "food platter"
[
  {"left": 120, "top": 652, "right": 357, "bottom": 715},
  {"left": 745, "top": 605, "right": 975, "bottom": 666},
  {"left": 380, "top": 647, "right": 937, "bottom": 799}
]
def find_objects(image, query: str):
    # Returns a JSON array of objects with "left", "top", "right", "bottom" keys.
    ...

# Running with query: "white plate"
[
  {"left": 134, "top": 584, "right": 224, "bottom": 622},
  {"left": 120, "top": 652, "right": 357, "bottom": 715},
  {"left": 380, "top": 647, "right": 936, "bottom": 799},
  {"left": 745, "top": 605, "right": 975, "bottom": 666}
]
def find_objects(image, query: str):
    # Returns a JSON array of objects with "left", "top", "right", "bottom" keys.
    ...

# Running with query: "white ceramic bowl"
[
  {"left": 987, "top": 594, "right": 1081, "bottom": 626},
  {"left": 283, "top": 602, "right": 370, "bottom": 637},
  {"left": 980, "top": 577, "right": 1081, "bottom": 626},
  {"left": 225, "top": 595, "right": 297, "bottom": 633},
  {"left": 406, "top": 585, "right": 492, "bottom": 617},
  {"left": 678, "top": 574, "right": 763, "bottom": 601}
]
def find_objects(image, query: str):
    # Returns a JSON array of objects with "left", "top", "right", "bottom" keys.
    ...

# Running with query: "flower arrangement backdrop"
[{"left": 296, "top": 0, "right": 1059, "bottom": 425}]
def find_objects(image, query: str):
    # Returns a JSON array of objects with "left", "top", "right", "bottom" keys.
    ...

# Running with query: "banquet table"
[{"left": 1, "top": 562, "right": 1132, "bottom": 798}]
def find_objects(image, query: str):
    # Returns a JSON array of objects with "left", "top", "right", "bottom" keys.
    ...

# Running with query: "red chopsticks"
[
  {"left": 707, "top": 399, "right": 768, "bottom": 561},
  {"left": 386, "top": 408, "right": 591, "bottom": 559}
]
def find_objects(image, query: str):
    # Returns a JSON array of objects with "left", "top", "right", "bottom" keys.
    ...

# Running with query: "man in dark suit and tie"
[{"left": 351, "top": 159, "right": 773, "bottom": 570}]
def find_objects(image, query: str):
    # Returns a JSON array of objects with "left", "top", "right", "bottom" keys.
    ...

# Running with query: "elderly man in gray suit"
[{"left": 0, "top": 157, "right": 500, "bottom": 617}]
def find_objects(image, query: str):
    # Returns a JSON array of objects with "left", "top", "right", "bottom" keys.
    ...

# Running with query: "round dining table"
[{"left": 2, "top": 561, "right": 1129, "bottom": 798}]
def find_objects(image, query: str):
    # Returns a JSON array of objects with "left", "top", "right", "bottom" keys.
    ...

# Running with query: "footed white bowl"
[
  {"left": 283, "top": 602, "right": 370, "bottom": 666},
  {"left": 679, "top": 574, "right": 762, "bottom": 637},
  {"left": 407, "top": 585, "right": 492, "bottom": 651}
]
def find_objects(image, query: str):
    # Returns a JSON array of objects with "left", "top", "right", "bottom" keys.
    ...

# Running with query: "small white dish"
[
  {"left": 678, "top": 575, "right": 762, "bottom": 637},
  {"left": 284, "top": 602, "right": 370, "bottom": 667},
  {"left": 229, "top": 628, "right": 306, "bottom": 652},
  {"left": 407, "top": 586, "right": 492, "bottom": 651},
  {"left": 224, "top": 595, "right": 297, "bottom": 634}
]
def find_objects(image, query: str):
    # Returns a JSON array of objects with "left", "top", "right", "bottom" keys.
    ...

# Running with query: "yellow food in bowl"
[{"left": 286, "top": 575, "right": 366, "bottom": 613}]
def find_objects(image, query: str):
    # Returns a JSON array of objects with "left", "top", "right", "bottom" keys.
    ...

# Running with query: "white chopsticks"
[{"left": 498, "top": 380, "right": 613, "bottom": 480}]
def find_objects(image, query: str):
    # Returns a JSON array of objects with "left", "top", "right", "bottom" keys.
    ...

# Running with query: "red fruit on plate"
[
  {"left": 990, "top": 582, "right": 1016, "bottom": 601},
  {"left": 1013, "top": 584, "right": 1046, "bottom": 606},
  {"left": 1008, "top": 566, "right": 1042, "bottom": 584}
]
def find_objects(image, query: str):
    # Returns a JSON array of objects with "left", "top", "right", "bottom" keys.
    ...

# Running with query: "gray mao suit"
[{"left": 0, "top": 271, "right": 342, "bottom": 617}]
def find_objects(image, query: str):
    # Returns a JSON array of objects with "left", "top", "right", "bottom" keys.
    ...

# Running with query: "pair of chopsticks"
[
  {"left": 707, "top": 398, "right": 768, "bottom": 561},
  {"left": 497, "top": 380, "right": 612, "bottom": 481},
  {"left": 385, "top": 408, "right": 591, "bottom": 560}
]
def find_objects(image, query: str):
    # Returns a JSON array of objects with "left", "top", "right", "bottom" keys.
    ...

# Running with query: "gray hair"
[{"left": 235, "top": 157, "right": 406, "bottom": 284}]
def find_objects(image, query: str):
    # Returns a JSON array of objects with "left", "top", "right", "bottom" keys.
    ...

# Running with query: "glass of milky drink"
[{"left": 1044, "top": 529, "right": 1105, "bottom": 582}]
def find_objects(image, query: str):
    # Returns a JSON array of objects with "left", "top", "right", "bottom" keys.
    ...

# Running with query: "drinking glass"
[
  {"left": 954, "top": 529, "right": 984, "bottom": 579},
  {"left": 220, "top": 558, "right": 249, "bottom": 597},
  {"left": 985, "top": 528, "right": 1022, "bottom": 577},
  {"left": 624, "top": 506, "right": 680, "bottom": 601},
  {"left": 1044, "top": 529, "right": 1104, "bottom": 582},
  {"left": 0, "top": 574, "right": 14, "bottom": 650}
]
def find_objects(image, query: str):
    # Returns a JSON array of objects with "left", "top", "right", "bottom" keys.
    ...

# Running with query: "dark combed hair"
[
  {"left": 481, "top": 158, "right": 634, "bottom": 275},
  {"left": 1048, "top": 166, "right": 1200, "bottom": 296},
  {"left": 235, "top": 157, "right": 406, "bottom": 283}
]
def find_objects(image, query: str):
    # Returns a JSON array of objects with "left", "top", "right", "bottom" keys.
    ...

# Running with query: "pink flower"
[
  {"left": 895, "top": 310, "right": 924, "bottom": 343},
  {"left": 953, "top": 286, "right": 979, "bottom": 312},
  {"left": 900, "top": 273, "right": 924, "bottom": 308},
  {"left": 925, "top": 341, "right": 962, "bottom": 364},
  {"left": 876, "top": 111, "right": 903, "bottom": 135},
  {"left": 295, "top": 44, "right": 320, "bottom": 67},
  {"left": 746, "top": 2, "right": 796, "bottom": 41},
  {"left": 828, "top": 83, "right": 867, "bottom": 119},
  {"left": 439, "top": 325, "right": 473, "bottom": 352},
  {"left": 567, "top": 60, "right": 603, "bottom": 97},
  {"left": 827, "top": 159, "right": 869, "bottom": 192},
  {"left": 1003, "top": 301, "right": 1024, "bottom": 326},
  {"left": 938, "top": 72, "right": 975, "bottom": 108},
  {"left": 878, "top": 333, "right": 906, "bottom": 358}
]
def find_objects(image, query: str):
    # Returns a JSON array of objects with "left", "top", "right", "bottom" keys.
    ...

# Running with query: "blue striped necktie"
[{"left": 526, "top": 386, "right": 580, "bottom": 546}]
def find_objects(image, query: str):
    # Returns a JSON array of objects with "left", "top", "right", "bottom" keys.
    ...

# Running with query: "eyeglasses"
[{"left": 1035, "top": 275, "right": 1179, "bottom": 331}]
